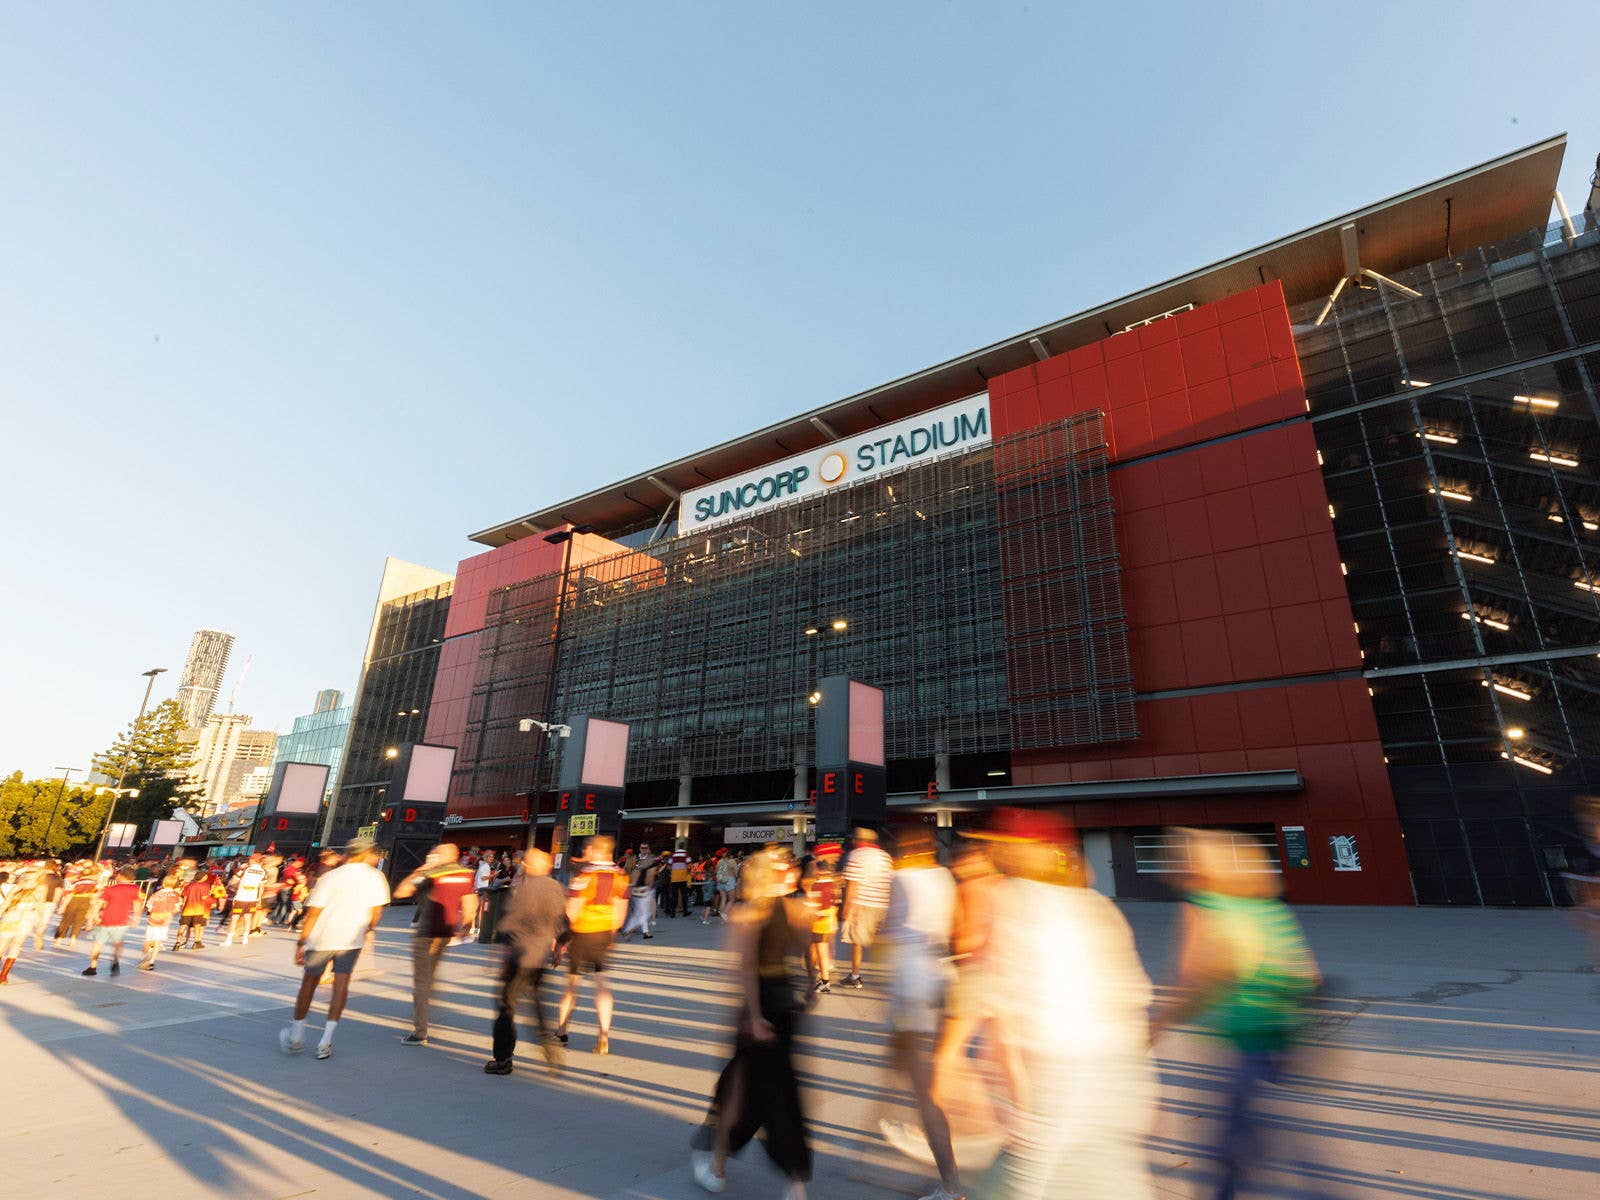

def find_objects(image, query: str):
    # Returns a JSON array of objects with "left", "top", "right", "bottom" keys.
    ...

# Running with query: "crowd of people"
[
  {"left": 2, "top": 814, "right": 1350, "bottom": 1200},
  {"left": 0, "top": 848, "right": 336, "bottom": 984}
]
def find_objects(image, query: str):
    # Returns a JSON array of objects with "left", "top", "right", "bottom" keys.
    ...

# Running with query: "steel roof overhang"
[
  {"left": 527, "top": 768, "right": 1304, "bottom": 826},
  {"left": 473, "top": 135, "right": 1566, "bottom": 547}
]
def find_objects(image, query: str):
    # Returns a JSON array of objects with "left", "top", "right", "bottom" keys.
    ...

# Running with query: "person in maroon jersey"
[
  {"left": 393, "top": 843, "right": 479, "bottom": 1046},
  {"left": 83, "top": 867, "right": 141, "bottom": 976}
]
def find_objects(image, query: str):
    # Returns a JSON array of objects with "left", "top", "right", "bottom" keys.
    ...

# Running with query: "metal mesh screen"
[
  {"left": 464, "top": 413, "right": 1133, "bottom": 787},
  {"left": 995, "top": 416, "right": 1137, "bottom": 746}
]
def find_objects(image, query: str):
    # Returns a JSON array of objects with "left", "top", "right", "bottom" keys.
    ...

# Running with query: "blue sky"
[{"left": 3, "top": 3, "right": 1597, "bottom": 779}]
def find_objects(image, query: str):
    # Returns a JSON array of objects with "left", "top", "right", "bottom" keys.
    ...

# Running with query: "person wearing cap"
[
  {"left": 970, "top": 808, "right": 1155, "bottom": 1199},
  {"left": 280, "top": 836, "right": 391, "bottom": 1060}
]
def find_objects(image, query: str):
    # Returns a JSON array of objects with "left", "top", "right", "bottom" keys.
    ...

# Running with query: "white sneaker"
[
  {"left": 315, "top": 1043, "right": 332, "bottom": 1060},
  {"left": 691, "top": 1152, "right": 725, "bottom": 1194},
  {"left": 279, "top": 1029, "right": 306, "bottom": 1055},
  {"left": 916, "top": 1188, "right": 964, "bottom": 1200}
]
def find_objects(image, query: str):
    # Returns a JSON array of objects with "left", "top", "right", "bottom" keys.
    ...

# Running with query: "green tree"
[
  {"left": 92, "top": 698, "right": 200, "bottom": 840},
  {"left": 0, "top": 770, "right": 113, "bottom": 858}
]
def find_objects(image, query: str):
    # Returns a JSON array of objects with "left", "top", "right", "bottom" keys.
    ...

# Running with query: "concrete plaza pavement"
[{"left": 0, "top": 900, "right": 1595, "bottom": 1200}]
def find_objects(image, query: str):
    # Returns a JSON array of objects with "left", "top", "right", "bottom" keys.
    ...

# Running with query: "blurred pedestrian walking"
[
  {"left": 690, "top": 847, "right": 812, "bottom": 1200},
  {"left": 0, "top": 866, "right": 47, "bottom": 984},
  {"left": 139, "top": 873, "right": 182, "bottom": 970},
  {"left": 172, "top": 871, "right": 216, "bottom": 950},
  {"left": 393, "top": 842, "right": 479, "bottom": 1046},
  {"left": 83, "top": 867, "right": 141, "bottom": 976},
  {"left": 556, "top": 834, "right": 630, "bottom": 1054},
  {"left": 280, "top": 836, "right": 390, "bottom": 1060},
  {"left": 53, "top": 866, "right": 98, "bottom": 947},
  {"left": 840, "top": 827, "right": 892, "bottom": 988},
  {"left": 621, "top": 844, "right": 660, "bottom": 941},
  {"left": 222, "top": 854, "right": 268, "bottom": 946},
  {"left": 484, "top": 847, "right": 568, "bottom": 1075},
  {"left": 969, "top": 808, "right": 1156, "bottom": 1200},
  {"left": 1151, "top": 827, "right": 1325, "bottom": 1200},
  {"left": 878, "top": 827, "right": 963, "bottom": 1200}
]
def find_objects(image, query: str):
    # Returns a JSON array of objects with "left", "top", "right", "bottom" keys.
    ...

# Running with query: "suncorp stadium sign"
[{"left": 680, "top": 393, "right": 990, "bottom": 534}]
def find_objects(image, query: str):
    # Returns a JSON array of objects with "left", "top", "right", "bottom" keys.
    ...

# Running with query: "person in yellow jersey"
[{"left": 556, "top": 834, "right": 631, "bottom": 1054}]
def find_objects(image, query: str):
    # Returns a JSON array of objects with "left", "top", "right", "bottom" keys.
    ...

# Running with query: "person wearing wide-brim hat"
[{"left": 966, "top": 808, "right": 1156, "bottom": 1200}]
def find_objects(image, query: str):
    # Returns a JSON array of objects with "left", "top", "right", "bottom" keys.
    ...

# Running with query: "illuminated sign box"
[{"left": 680, "top": 394, "right": 990, "bottom": 534}]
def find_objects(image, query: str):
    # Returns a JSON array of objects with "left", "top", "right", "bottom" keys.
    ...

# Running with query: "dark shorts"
[
  {"left": 180, "top": 914, "right": 208, "bottom": 928},
  {"left": 233, "top": 900, "right": 259, "bottom": 915},
  {"left": 304, "top": 947, "right": 361, "bottom": 976},
  {"left": 567, "top": 931, "right": 614, "bottom": 974}
]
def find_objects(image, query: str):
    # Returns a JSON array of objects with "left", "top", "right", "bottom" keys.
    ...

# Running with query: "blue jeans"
[{"left": 1213, "top": 1049, "right": 1333, "bottom": 1200}]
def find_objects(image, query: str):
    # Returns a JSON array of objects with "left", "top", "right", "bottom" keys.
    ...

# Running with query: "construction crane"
[{"left": 226, "top": 655, "right": 253, "bottom": 714}]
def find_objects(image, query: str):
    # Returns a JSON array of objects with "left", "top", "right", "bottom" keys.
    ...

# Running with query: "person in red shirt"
[
  {"left": 84, "top": 867, "right": 141, "bottom": 976},
  {"left": 393, "top": 843, "right": 479, "bottom": 1046}
]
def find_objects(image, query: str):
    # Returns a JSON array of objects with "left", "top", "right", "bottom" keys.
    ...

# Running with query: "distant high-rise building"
[
  {"left": 183, "top": 712, "right": 277, "bottom": 817},
  {"left": 176, "top": 628, "right": 234, "bottom": 728},
  {"left": 272, "top": 689, "right": 354, "bottom": 814}
]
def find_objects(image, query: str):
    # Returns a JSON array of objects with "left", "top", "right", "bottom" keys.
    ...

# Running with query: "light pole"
[
  {"left": 94, "top": 667, "right": 167, "bottom": 862},
  {"left": 35, "top": 766, "right": 80, "bottom": 856}
]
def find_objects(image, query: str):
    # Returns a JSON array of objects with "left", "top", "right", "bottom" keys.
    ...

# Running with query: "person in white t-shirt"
[
  {"left": 223, "top": 855, "right": 269, "bottom": 947},
  {"left": 470, "top": 850, "right": 497, "bottom": 937},
  {"left": 280, "top": 837, "right": 391, "bottom": 1060},
  {"left": 878, "top": 828, "right": 962, "bottom": 1200}
]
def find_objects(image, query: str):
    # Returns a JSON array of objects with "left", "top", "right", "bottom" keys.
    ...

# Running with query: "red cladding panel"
[
  {"left": 1171, "top": 557, "right": 1223, "bottom": 621},
  {"left": 1072, "top": 365, "right": 1110, "bottom": 411},
  {"left": 1180, "top": 617, "right": 1233, "bottom": 687},
  {"left": 1105, "top": 354, "right": 1146, "bottom": 408},
  {"left": 1198, "top": 440, "right": 1249, "bottom": 494},
  {"left": 1220, "top": 313, "right": 1272, "bottom": 374},
  {"left": 1273, "top": 603, "right": 1335, "bottom": 676},
  {"left": 1251, "top": 477, "right": 1309, "bottom": 543},
  {"left": 1214, "top": 547, "right": 1270, "bottom": 614},
  {"left": 1163, "top": 498, "right": 1214, "bottom": 560},
  {"left": 1158, "top": 453, "right": 1206, "bottom": 505},
  {"left": 1206, "top": 488, "right": 1259, "bottom": 553},
  {"left": 1225, "top": 612, "right": 1283, "bottom": 680},
  {"left": 1260, "top": 540, "right": 1320, "bottom": 608},
  {"left": 1130, "top": 624, "right": 1188, "bottom": 690},
  {"left": 1235, "top": 687, "right": 1296, "bottom": 748},
  {"left": 1142, "top": 340, "right": 1186, "bottom": 398},
  {"left": 1190, "top": 692, "right": 1244, "bottom": 751},
  {"left": 1180, "top": 327, "right": 1228, "bottom": 386}
]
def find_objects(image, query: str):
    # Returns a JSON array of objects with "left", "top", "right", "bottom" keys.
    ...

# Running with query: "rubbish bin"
[{"left": 476, "top": 886, "right": 509, "bottom": 944}]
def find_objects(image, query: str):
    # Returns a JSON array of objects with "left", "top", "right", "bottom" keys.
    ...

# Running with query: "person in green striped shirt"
[{"left": 1151, "top": 828, "right": 1326, "bottom": 1200}]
